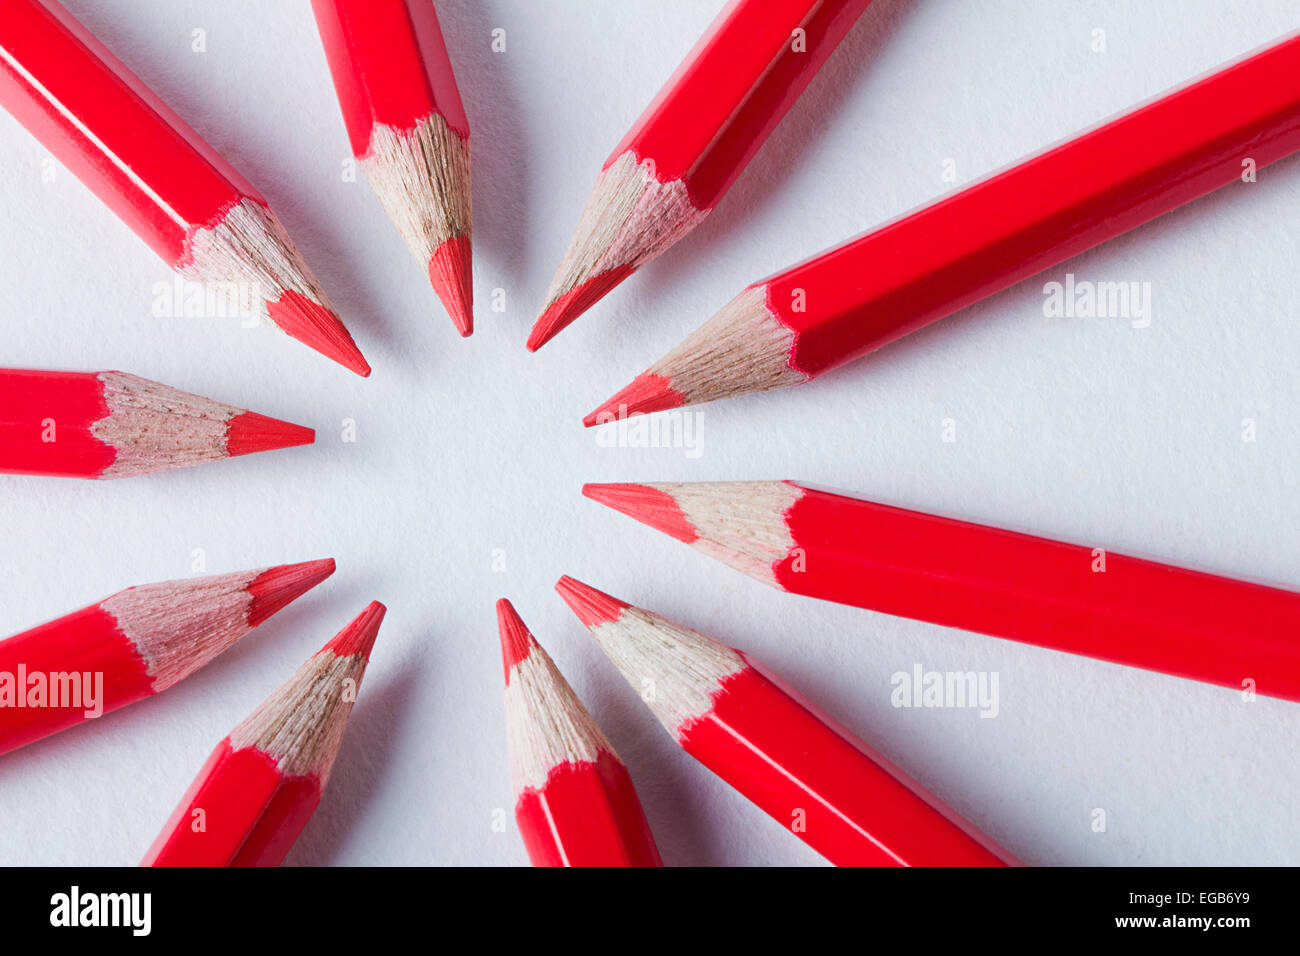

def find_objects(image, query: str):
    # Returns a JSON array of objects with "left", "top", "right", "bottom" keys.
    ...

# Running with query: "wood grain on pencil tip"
[
  {"left": 142, "top": 601, "right": 384, "bottom": 867},
  {"left": 585, "top": 480, "right": 1300, "bottom": 701},
  {"left": 497, "top": 599, "right": 662, "bottom": 867},
  {"left": 584, "top": 31, "right": 1300, "bottom": 421},
  {"left": 0, "top": 0, "right": 370, "bottom": 374},
  {"left": 0, "top": 369, "right": 313, "bottom": 479},
  {"left": 553, "top": 575, "right": 1016, "bottom": 866},
  {"left": 527, "top": 0, "right": 873, "bottom": 351},
  {"left": 0, "top": 559, "right": 336, "bottom": 757},
  {"left": 312, "top": 0, "right": 473, "bottom": 335}
]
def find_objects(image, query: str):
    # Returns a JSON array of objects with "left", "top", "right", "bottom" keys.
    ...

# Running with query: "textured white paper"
[{"left": 0, "top": 0, "right": 1297, "bottom": 866}]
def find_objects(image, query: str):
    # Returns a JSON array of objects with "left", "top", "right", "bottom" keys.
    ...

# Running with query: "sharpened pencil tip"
[
  {"left": 582, "top": 482, "right": 699, "bottom": 544},
  {"left": 495, "top": 599, "right": 537, "bottom": 684},
  {"left": 526, "top": 265, "right": 635, "bottom": 352},
  {"left": 267, "top": 290, "right": 371, "bottom": 377},
  {"left": 224, "top": 411, "right": 315, "bottom": 458},
  {"left": 429, "top": 235, "right": 474, "bottom": 336},
  {"left": 582, "top": 373, "right": 684, "bottom": 427},
  {"left": 245, "top": 558, "right": 336, "bottom": 626},
  {"left": 322, "top": 601, "right": 386, "bottom": 659},
  {"left": 555, "top": 576, "right": 630, "bottom": 628}
]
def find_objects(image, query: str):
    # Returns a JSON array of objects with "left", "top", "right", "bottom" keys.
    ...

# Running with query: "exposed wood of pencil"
[
  {"left": 0, "top": 0, "right": 369, "bottom": 374},
  {"left": 497, "top": 599, "right": 662, "bottom": 867},
  {"left": 0, "top": 368, "right": 313, "bottom": 479},
  {"left": 142, "top": 601, "right": 384, "bottom": 867},
  {"left": 527, "top": 0, "right": 873, "bottom": 351},
  {"left": 0, "top": 559, "right": 336, "bottom": 757},
  {"left": 312, "top": 0, "right": 473, "bottom": 335},
  {"left": 555, "top": 575, "right": 1016, "bottom": 866},
  {"left": 585, "top": 480, "right": 1300, "bottom": 701},
  {"left": 584, "top": 31, "right": 1300, "bottom": 422}
]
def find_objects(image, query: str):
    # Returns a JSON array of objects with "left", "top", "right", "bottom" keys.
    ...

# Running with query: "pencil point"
[
  {"left": 224, "top": 411, "right": 315, "bottom": 458},
  {"left": 582, "top": 482, "right": 699, "bottom": 543},
  {"left": 267, "top": 290, "right": 371, "bottom": 377},
  {"left": 322, "top": 601, "right": 386, "bottom": 660},
  {"left": 246, "top": 558, "right": 336, "bottom": 626},
  {"left": 554, "top": 576, "right": 630, "bottom": 628},
  {"left": 429, "top": 234, "right": 473, "bottom": 336},
  {"left": 526, "top": 265, "right": 634, "bottom": 352},
  {"left": 495, "top": 599, "right": 537, "bottom": 684},
  {"left": 582, "top": 373, "right": 683, "bottom": 427}
]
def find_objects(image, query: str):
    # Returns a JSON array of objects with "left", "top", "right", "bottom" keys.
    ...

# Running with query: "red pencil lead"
[
  {"left": 496, "top": 599, "right": 537, "bottom": 683},
  {"left": 527, "top": 267, "right": 634, "bottom": 352},
  {"left": 321, "top": 601, "right": 386, "bottom": 659},
  {"left": 224, "top": 412, "right": 315, "bottom": 458},
  {"left": 429, "top": 236, "right": 474, "bottom": 336},
  {"left": 554, "top": 576, "right": 629, "bottom": 629},
  {"left": 582, "top": 373, "right": 683, "bottom": 427},
  {"left": 581, "top": 483, "right": 697, "bottom": 544},
  {"left": 266, "top": 292, "right": 371, "bottom": 377},
  {"left": 246, "top": 558, "right": 337, "bottom": 626}
]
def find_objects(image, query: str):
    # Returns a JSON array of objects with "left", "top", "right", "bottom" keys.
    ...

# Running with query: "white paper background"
[{"left": 1, "top": 0, "right": 1297, "bottom": 866}]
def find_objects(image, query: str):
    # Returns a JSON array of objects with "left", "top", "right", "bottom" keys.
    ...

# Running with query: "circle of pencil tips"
[
  {"left": 141, "top": 601, "right": 385, "bottom": 867},
  {"left": 0, "top": 559, "right": 336, "bottom": 756},
  {"left": 554, "top": 575, "right": 1018, "bottom": 867},
  {"left": 497, "top": 599, "right": 662, "bottom": 867}
]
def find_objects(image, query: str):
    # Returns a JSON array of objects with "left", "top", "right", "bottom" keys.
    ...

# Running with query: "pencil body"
[
  {"left": 312, "top": 0, "right": 473, "bottom": 334},
  {"left": 498, "top": 600, "right": 661, "bottom": 866},
  {"left": 556, "top": 576, "right": 1015, "bottom": 866},
  {"left": 0, "top": 0, "right": 369, "bottom": 374},
  {"left": 0, "top": 560, "right": 335, "bottom": 756},
  {"left": 530, "top": 0, "right": 871, "bottom": 349},
  {"left": 588, "top": 31, "right": 1300, "bottom": 419},
  {"left": 0, "top": 369, "right": 313, "bottom": 478},
  {"left": 586, "top": 481, "right": 1300, "bottom": 701},
  {"left": 143, "top": 602, "right": 384, "bottom": 867}
]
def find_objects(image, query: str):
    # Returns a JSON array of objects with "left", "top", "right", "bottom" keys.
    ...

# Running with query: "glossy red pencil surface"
[
  {"left": 587, "top": 31, "right": 1300, "bottom": 419},
  {"left": 0, "top": 368, "right": 313, "bottom": 478},
  {"left": 498, "top": 600, "right": 661, "bottom": 867},
  {"left": 586, "top": 481, "right": 1300, "bottom": 701},
  {"left": 142, "top": 602, "right": 384, "bottom": 867},
  {"left": 312, "top": 0, "right": 473, "bottom": 333},
  {"left": 0, "top": 560, "right": 335, "bottom": 757},
  {"left": 0, "top": 0, "right": 369, "bottom": 374},
  {"left": 529, "top": 0, "right": 872, "bottom": 350},
  {"left": 556, "top": 576, "right": 1015, "bottom": 866}
]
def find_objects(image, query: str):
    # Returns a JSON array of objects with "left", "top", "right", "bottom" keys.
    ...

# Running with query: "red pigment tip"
[
  {"left": 246, "top": 558, "right": 337, "bottom": 626},
  {"left": 322, "top": 601, "right": 386, "bottom": 659},
  {"left": 525, "top": 265, "right": 635, "bottom": 352},
  {"left": 224, "top": 411, "right": 315, "bottom": 458},
  {"left": 581, "top": 483, "right": 699, "bottom": 544},
  {"left": 267, "top": 290, "right": 372, "bottom": 377},
  {"left": 495, "top": 599, "right": 538, "bottom": 684},
  {"left": 429, "top": 235, "right": 473, "bottom": 337},
  {"left": 582, "top": 373, "right": 684, "bottom": 427},
  {"left": 554, "top": 576, "right": 630, "bottom": 628}
]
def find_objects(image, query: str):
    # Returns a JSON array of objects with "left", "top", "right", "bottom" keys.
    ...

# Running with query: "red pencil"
[
  {"left": 0, "top": 368, "right": 313, "bottom": 479},
  {"left": 528, "top": 0, "right": 874, "bottom": 351},
  {"left": 586, "top": 481, "right": 1300, "bottom": 702},
  {"left": 0, "top": 0, "right": 370, "bottom": 375},
  {"left": 142, "top": 601, "right": 384, "bottom": 867},
  {"left": 0, "top": 559, "right": 335, "bottom": 757},
  {"left": 312, "top": 0, "right": 473, "bottom": 335},
  {"left": 585, "top": 31, "right": 1300, "bottom": 422},
  {"left": 497, "top": 599, "right": 662, "bottom": 867},
  {"left": 554, "top": 577, "right": 1015, "bottom": 866}
]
